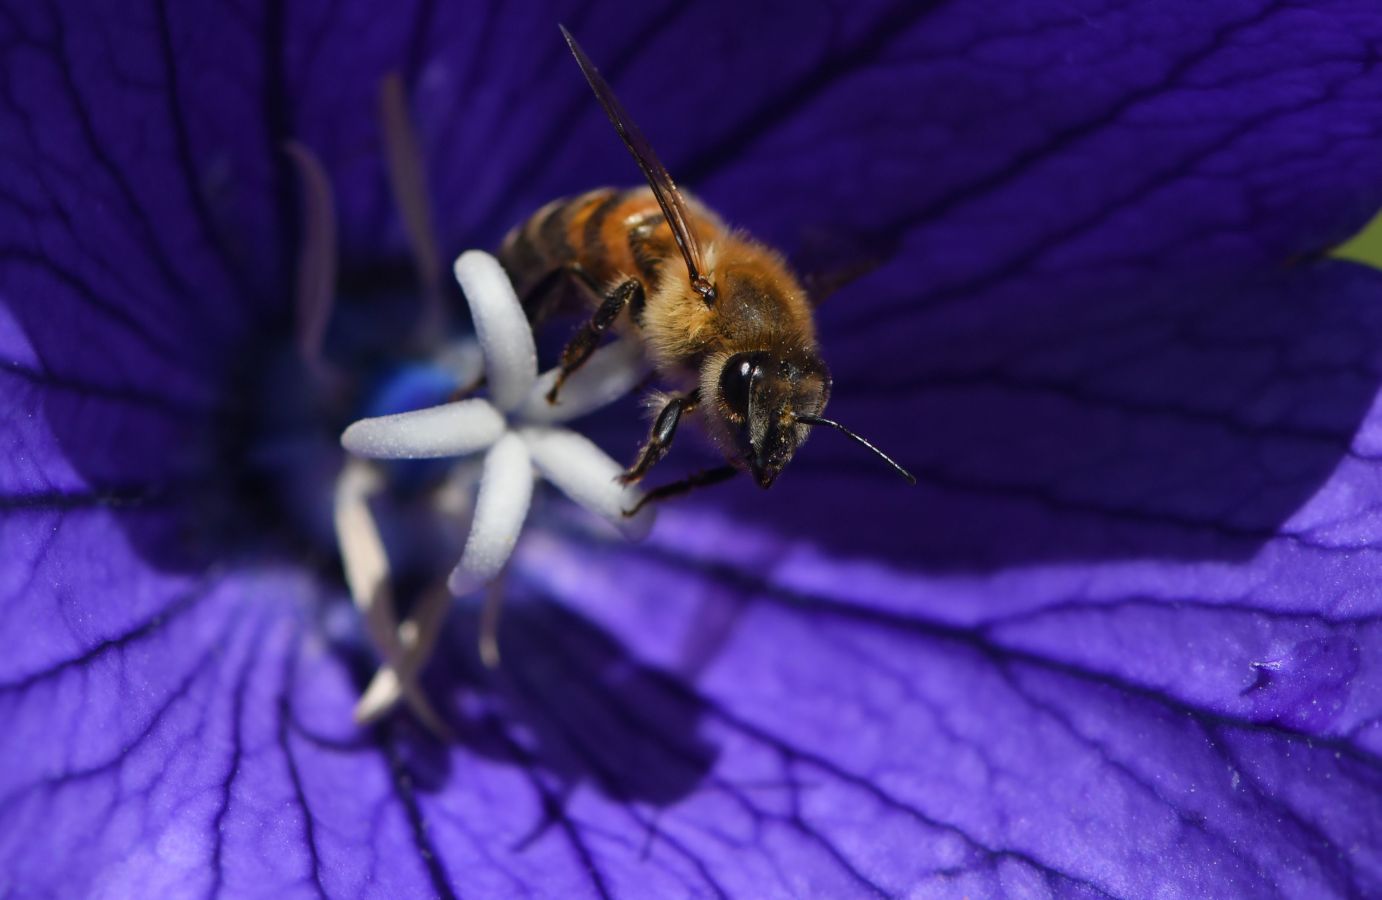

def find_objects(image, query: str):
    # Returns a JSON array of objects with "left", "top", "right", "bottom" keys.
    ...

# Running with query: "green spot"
[{"left": 1333, "top": 208, "right": 1382, "bottom": 271}]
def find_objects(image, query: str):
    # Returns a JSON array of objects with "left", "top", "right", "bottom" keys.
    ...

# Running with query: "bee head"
[{"left": 713, "top": 349, "right": 831, "bottom": 488}]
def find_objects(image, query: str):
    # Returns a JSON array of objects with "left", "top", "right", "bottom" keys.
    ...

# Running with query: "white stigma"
[
  {"left": 452, "top": 250, "right": 538, "bottom": 411},
  {"left": 334, "top": 250, "right": 653, "bottom": 728},
  {"left": 341, "top": 399, "right": 506, "bottom": 459}
]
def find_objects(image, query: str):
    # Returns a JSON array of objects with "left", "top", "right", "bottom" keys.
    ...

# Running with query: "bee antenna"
[
  {"left": 796, "top": 413, "right": 917, "bottom": 485},
  {"left": 559, "top": 25, "right": 716, "bottom": 306}
]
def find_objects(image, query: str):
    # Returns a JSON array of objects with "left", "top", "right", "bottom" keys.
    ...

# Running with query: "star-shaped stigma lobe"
[{"left": 337, "top": 250, "right": 653, "bottom": 728}]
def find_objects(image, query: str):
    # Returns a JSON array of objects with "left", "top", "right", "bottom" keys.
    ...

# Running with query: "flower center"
[{"left": 240, "top": 83, "right": 654, "bottom": 732}]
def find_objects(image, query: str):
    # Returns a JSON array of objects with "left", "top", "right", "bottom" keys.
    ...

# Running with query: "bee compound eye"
[{"left": 719, "top": 353, "right": 758, "bottom": 418}]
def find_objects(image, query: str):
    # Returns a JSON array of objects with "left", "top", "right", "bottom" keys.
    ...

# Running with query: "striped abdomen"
[{"left": 499, "top": 186, "right": 720, "bottom": 312}]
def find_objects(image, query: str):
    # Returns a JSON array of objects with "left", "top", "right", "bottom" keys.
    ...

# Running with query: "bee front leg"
[
  {"left": 619, "top": 390, "right": 700, "bottom": 485},
  {"left": 623, "top": 465, "right": 738, "bottom": 517},
  {"left": 547, "top": 278, "right": 644, "bottom": 404}
]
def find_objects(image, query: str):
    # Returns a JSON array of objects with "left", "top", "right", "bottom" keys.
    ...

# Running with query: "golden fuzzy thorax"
[
  {"left": 642, "top": 235, "right": 817, "bottom": 378},
  {"left": 499, "top": 186, "right": 816, "bottom": 373}
]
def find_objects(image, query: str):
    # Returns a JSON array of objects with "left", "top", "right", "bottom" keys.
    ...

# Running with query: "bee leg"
[
  {"left": 618, "top": 390, "right": 700, "bottom": 484},
  {"left": 624, "top": 465, "right": 738, "bottom": 517},
  {"left": 520, "top": 262, "right": 602, "bottom": 325},
  {"left": 547, "top": 278, "right": 644, "bottom": 404}
]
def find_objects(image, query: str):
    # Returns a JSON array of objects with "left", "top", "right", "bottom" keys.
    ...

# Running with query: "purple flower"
[{"left": 4, "top": 0, "right": 1382, "bottom": 896}]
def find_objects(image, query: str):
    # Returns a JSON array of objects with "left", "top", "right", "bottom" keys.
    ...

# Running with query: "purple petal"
[
  {"left": 520, "top": 419, "right": 1382, "bottom": 895},
  {"left": 4, "top": 0, "right": 1382, "bottom": 897}
]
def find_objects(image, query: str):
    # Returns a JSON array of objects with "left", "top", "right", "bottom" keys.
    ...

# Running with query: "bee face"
[{"left": 716, "top": 350, "right": 831, "bottom": 488}]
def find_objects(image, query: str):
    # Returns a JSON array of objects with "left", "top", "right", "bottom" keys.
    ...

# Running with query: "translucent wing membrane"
[{"left": 560, "top": 25, "right": 716, "bottom": 303}]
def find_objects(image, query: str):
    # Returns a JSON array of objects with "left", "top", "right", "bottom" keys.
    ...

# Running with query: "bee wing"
[
  {"left": 802, "top": 258, "right": 882, "bottom": 307},
  {"left": 561, "top": 26, "right": 715, "bottom": 304},
  {"left": 794, "top": 225, "right": 901, "bottom": 306}
]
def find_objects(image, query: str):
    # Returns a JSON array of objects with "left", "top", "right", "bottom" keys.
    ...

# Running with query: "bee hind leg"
[
  {"left": 547, "top": 278, "right": 644, "bottom": 404},
  {"left": 619, "top": 390, "right": 700, "bottom": 484}
]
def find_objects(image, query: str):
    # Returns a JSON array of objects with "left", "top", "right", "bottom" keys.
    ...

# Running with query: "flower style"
[
  {"left": 4, "top": 2, "right": 1382, "bottom": 897},
  {"left": 336, "top": 249, "right": 652, "bottom": 729}
]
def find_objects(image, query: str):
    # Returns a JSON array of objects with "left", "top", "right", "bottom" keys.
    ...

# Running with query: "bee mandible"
[{"left": 499, "top": 27, "right": 916, "bottom": 514}]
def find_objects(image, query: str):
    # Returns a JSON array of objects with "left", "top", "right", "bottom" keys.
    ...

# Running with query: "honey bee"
[{"left": 500, "top": 27, "right": 915, "bottom": 513}]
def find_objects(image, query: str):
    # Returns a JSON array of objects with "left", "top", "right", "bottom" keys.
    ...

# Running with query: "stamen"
[
  {"left": 478, "top": 569, "right": 508, "bottom": 670},
  {"left": 454, "top": 251, "right": 538, "bottom": 411},
  {"left": 355, "top": 583, "right": 453, "bottom": 736},
  {"left": 335, "top": 460, "right": 447, "bottom": 733},
  {"left": 379, "top": 73, "right": 446, "bottom": 345},
  {"left": 284, "top": 142, "right": 340, "bottom": 385},
  {"left": 333, "top": 460, "right": 399, "bottom": 662},
  {"left": 342, "top": 398, "right": 505, "bottom": 459}
]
